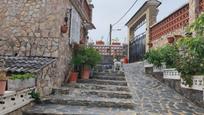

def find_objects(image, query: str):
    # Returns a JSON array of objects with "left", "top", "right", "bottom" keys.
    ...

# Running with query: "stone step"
[
  {"left": 77, "top": 79, "right": 128, "bottom": 86},
  {"left": 42, "top": 95, "right": 135, "bottom": 109},
  {"left": 52, "top": 88, "right": 132, "bottom": 99},
  {"left": 92, "top": 75, "right": 126, "bottom": 81},
  {"left": 23, "top": 104, "right": 137, "bottom": 115},
  {"left": 63, "top": 84, "right": 130, "bottom": 92},
  {"left": 94, "top": 72, "right": 124, "bottom": 76}
]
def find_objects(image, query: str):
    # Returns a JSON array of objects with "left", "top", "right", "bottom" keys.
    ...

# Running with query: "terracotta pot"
[
  {"left": 82, "top": 68, "right": 90, "bottom": 80},
  {"left": 0, "top": 80, "right": 6, "bottom": 95},
  {"left": 148, "top": 43, "right": 153, "bottom": 48},
  {"left": 68, "top": 72, "right": 78, "bottom": 84},
  {"left": 124, "top": 56, "right": 128, "bottom": 64},
  {"left": 167, "top": 37, "right": 175, "bottom": 43},
  {"left": 61, "top": 24, "right": 68, "bottom": 33}
]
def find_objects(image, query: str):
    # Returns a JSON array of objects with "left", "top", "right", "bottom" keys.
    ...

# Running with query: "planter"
[
  {"left": 68, "top": 72, "right": 78, "bottom": 84},
  {"left": 123, "top": 56, "right": 128, "bottom": 64},
  {"left": 0, "top": 80, "right": 6, "bottom": 95},
  {"left": 163, "top": 68, "right": 181, "bottom": 80},
  {"left": 8, "top": 78, "right": 36, "bottom": 91},
  {"left": 167, "top": 37, "right": 175, "bottom": 43},
  {"left": 82, "top": 67, "right": 91, "bottom": 80},
  {"left": 181, "top": 75, "right": 204, "bottom": 91},
  {"left": 61, "top": 24, "right": 68, "bottom": 33},
  {"left": 148, "top": 42, "right": 153, "bottom": 48}
]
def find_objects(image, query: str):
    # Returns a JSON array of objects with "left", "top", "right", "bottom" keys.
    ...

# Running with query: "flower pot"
[
  {"left": 167, "top": 37, "right": 174, "bottom": 43},
  {"left": 148, "top": 43, "right": 153, "bottom": 48},
  {"left": 61, "top": 24, "right": 68, "bottom": 33},
  {"left": 0, "top": 80, "right": 6, "bottom": 95},
  {"left": 82, "top": 68, "right": 90, "bottom": 80},
  {"left": 68, "top": 72, "right": 78, "bottom": 83}
]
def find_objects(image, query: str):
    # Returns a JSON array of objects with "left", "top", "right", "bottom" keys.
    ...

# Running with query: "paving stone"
[{"left": 123, "top": 62, "right": 204, "bottom": 114}]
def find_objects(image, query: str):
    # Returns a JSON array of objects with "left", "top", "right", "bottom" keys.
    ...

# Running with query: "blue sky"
[{"left": 88, "top": 0, "right": 188, "bottom": 44}]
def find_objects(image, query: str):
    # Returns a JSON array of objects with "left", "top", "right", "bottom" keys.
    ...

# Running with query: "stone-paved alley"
[
  {"left": 124, "top": 62, "right": 204, "bottom": 114},
  {"left": 23, "top": 62, "right": 204, "bottom": 115}
]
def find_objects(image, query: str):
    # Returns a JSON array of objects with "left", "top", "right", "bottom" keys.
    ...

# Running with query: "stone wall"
[
  {"left": 0, "top": 0, "right": 74, "bottom": 85},
  {"left": 36, "top": 60, "right": 58, "bottom": 97}
]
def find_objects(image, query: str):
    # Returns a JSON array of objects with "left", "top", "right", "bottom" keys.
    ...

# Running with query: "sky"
[{"left": 88, "top": 0, "right": 188, "bottom": 44}]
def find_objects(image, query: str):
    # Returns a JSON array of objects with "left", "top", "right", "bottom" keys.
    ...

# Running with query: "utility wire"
[{"left": 112, "top": 0, "right": 139, "bottom": 26}]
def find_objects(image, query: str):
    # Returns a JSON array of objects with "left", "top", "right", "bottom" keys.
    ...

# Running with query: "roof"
[
  {"left": 125, "top": 0, "right": 161, "bottom": 26},
  {"left": 0, "top": 56, "right": 56, "bottom": 73}
]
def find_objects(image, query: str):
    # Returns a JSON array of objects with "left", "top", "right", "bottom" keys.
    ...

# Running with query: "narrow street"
[{"left": 124, "top": 62, "right": 204, "bottom": 114}]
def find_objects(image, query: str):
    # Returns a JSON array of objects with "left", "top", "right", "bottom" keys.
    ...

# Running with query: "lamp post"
[{"left": 109, "top": 24, "right": 121, "bottom": 56}]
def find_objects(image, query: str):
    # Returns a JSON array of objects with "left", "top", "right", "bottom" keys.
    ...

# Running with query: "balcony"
[{"left": 70, "top": 0, "right": 95, "bottom": 29}]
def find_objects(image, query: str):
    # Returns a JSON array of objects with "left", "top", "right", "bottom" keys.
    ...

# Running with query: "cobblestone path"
[
  {"left": 124, "top": 62, "right": 204, "bottom": 115},
  {"left": 23, "top": 71, "right": 136, "bottom": 115}
]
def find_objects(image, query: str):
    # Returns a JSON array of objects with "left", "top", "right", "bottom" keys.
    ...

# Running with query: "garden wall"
[{"left": 152, "top": 72, "right": 204, "bottom": 108}]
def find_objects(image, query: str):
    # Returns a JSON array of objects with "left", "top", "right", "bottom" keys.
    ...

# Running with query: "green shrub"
[
  {"left": 144, "top": 48, "right": 163, "bottom": 67},
  {"left": 160, "top": 45, "right": 179, "bottom": 68}
]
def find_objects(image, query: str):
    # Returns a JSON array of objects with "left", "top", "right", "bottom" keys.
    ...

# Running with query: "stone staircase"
[{"left": 23, "top": 71, "right": 136, "bottom": 115}]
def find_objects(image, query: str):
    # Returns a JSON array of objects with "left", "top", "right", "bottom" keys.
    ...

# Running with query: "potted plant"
[
  {"left": 148, "top": 42, "right": 153, "bottom": 48},
  {"left": 61, "top": 24, "right": 68, "bottom": 33},
  {"left": 167, "top": 37, "right": 175, "bottom": 43},
  {"left": 8, "top": 73, "right": 35, "bottom": 91},
  {"left": 0, "top": 70, "right": 7, "bottom": 95},
  {"left": 81, "top": 47, "right": 101, "bottom": 79},
  {"left": 69, "top": 51, "right": 84, "bottom": 83}
]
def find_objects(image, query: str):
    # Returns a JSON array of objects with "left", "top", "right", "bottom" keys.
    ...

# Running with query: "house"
[{"left": 0, "top": 0, "right": 95, "bottom": 114}]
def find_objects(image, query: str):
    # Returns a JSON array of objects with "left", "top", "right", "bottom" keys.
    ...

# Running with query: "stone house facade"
[{"left": 0, "top": 0, "right": 95, "bottom": 88}]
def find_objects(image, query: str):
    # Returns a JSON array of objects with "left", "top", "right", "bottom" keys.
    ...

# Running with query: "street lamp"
[
  {"left": 109, "top": 24, "right": 121, "bottom": 45},
  {"left": 109, "top": 24, "right": 121, "bottom": 56}
]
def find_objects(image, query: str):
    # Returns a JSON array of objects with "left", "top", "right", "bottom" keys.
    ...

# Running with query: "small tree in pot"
[{"left": 69, "top": 49, "right": 86, "bottom": 83}]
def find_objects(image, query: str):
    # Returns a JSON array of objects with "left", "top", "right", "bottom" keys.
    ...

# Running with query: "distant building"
[{"left": 93, "top": 40, "right": 124, "bottom": 57}]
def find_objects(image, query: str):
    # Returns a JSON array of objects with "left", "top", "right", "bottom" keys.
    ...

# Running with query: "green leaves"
[
  {"left": 144, "top": 48, "right": 163, "bottom": 67},
  {"left": 188, "top": 13, "right": 204, "bottom": 36},
  {"left": 71, "top": 47, "right": 101, "bottom": 68},
  {"left": 160, "top": 45, "right": 179, "bottom": 68},
  {"left": 10, "top": 73, "right": 34, "bottom": 80}
]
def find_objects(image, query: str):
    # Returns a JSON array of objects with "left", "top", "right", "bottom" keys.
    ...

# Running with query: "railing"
[
  {"left": 200, "top": 0, "right": 204, "bottom": 12},
  {"left": 181, "top": 76, "right": 204, "bottom": 91},
  {"left": 163, "top": 68, "right": 181, "bottom": 80},
  {"left": 0, "top": 88, "right": 35, "bottom": 115},
  {"left": 150, "top": 4, "right": 189, "bottom": 41}
]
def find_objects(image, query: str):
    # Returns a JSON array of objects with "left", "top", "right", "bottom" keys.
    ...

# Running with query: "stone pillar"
[
  {"left": 146, "top": 2, "right": 159, "bottom": 52},
  {"left": 127, "top": 28, "right": 134, "bottom": 59},
  {"left": 189, "top": 0, "right": 200, "bottom": 24}
]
